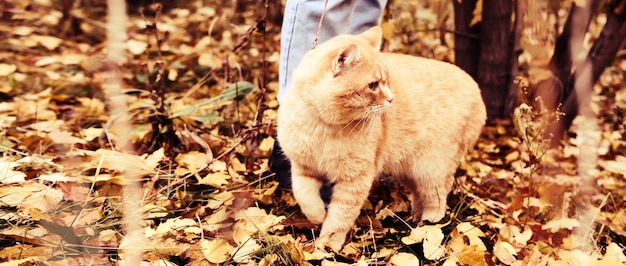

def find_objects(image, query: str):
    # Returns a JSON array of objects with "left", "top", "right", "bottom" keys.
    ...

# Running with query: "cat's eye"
[{"left": 368, "top": 81, "right": 379, "bottom": 90}]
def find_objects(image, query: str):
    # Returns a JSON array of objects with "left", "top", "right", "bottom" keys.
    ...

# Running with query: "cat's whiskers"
[
  {"left": 338, "top": 115, "right": 366, "bottom": 136},
  {"left": 345, "top": 105, "right": 386, "bottom": 139},
  {"left": 365, "top": 105, "right": 386, "bottom": 138}
]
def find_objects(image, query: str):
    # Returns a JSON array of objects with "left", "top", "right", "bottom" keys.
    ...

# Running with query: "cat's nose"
[{"left": 387, "top": 96, "right": 394, "bottom": 103}]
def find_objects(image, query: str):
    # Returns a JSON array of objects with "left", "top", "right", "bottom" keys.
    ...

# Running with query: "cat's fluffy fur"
[{"left": 277, "top": 26, "right": 486, "bottom": 250}]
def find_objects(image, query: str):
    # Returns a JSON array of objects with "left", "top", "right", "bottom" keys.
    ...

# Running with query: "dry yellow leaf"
[
  {"left": 31, "top": 35, "right": 63, "bottom": 50},
  {"left": 0, "top": 187, "right": 31, "bottom": 207},
  {"left": 0, "top": 63, "right": 17, "bottom": 76},
  {"left": 81, "top": 127, "right": 104, "bottom": 141},
  {"left": 0, "top": 182, "right": 62, "bottom": 212},
  {"left": 145, "top": 218, "right": 200, "bottom": 238},
  {"left": 470, "top": 0, "right": 483, "bottom": 26},
  {"left": 98, "top": 229, "right": 120, "bottom": 242},
  {"left": 257, "top": 137, "right": 275, "bottom": 157},
  {"left": 204, "top": 207, "right": 230, "bottom": 232},
  {"left": 76, "top": 97, "right": 106, "bottom": 118},
  {"left": 142, "top": 203, "right": 168, "bottom": 219},
  {"left": 423, "top": 227, "right": 445, "bottom": 260},
  {"left": 234, "top": 207, "right": 286, "bottom": 234},
  {"left": 12, "top": 26, "right": 34, "bottom": 36},
  {"left": 28, "top": 120, "right": 63, "bottom": 132},
  {"left": 231, "top": 237, "right": 262, "bottom": 263},
  {"left": 0, "top": 159, "right": 26, "bottom": 184},
  {"left": 303, "top": 248, "right": 333, "bottom": 261},
  {"left": 198, "top": 171, "right": 230, "bottom": 187},
  {"left": 91, "top": 149, "right": 156, "bottom": 176},
  {"left": 48, "top": 130, "right": 87, "bottom": 145},
  {"left": 200, "top": 238, "right": 232, "bottom": 263},
  {"left": 446, "top": 222, "right": 488, "bottom": 266},
  {"left": 175, "top": 151, "right": 209, "bottom": 173},
  {"left": 168, "top": 68, "right": 178, "bottom": 81},
  {"left": 127, "top": 39, "right": 148, "bottom": 55},
  {"left": 198, "top": 53, "right": 221, "bottom": 68},
  {"left": 542, "top": 216, "right": 580, "bottom": 233},
  {"left": 389, "top": 252, "right": 420, "bottom": 265},
  {"left": 601, "top": 242, "right": 626, "bottom": 263},
  {"left": 0, "top": 257, "right": 35, "bottom": 266},
  {"left": 230, "top": 157, "right": 247, "bottom": 172},
  {"left": 599, "top": 156, "right": 626, "bottom": 175},
  {"left": 494, "top": 239, "right": 517, "bottom": 265}
]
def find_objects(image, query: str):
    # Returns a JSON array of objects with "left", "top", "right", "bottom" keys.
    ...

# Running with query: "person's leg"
[
  {"left": 279, "top": 0, "right": 357, "bottom": 102},
  {"left": 350, "top": 0, "right": 387, "bottom": 34},
  {"left": 279, "top": 0, "right": 387, "bottom": 100},
  {"left": 273, "top": 0, "right": 387, "bottom": 203}
]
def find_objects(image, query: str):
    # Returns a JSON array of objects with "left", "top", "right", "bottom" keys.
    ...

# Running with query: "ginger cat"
[{"left": 277, "top": 26, "right": 486, "bottom": 250}]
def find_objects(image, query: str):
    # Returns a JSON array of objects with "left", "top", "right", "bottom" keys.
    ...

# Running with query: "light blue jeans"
[{"left": 278, "top": 0, "right": 387, "bottom": 101}]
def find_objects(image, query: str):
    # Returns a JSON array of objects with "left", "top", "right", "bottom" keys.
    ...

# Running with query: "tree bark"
[
  {"left": 537, "top": 0, "right": 599, "bottom": 113},
  {"left": 506, "top": 0, "right": 523, "bottom": 116},
  {"left": 452, "top": 0, "right": 480, "bottom": 79},
  {"left": 477, "top": 0, "right": 513, "bottom": 122},
  {"left": 559, "top": 0, "right": 626, "bottom": 135}
]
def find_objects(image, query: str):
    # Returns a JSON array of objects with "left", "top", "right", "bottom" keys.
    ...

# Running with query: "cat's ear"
[
  {"left": 332, "top": 44, "right": 359, "bottom": 75},
  {"left": 358, "top": 26, "right": 383, "bottom": 50}
]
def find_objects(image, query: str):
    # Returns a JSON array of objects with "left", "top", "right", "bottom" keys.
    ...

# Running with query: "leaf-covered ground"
[{"left": 1, "top": 1, "right": 626, "bottom": 265}]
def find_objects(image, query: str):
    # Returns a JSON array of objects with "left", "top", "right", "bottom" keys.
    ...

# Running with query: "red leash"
[{"left": 312, "top": 0, "right": 329, "bottom": 48}]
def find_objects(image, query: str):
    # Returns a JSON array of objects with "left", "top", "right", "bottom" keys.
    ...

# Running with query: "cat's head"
[{"left": 292, "top": 26, "right": 395, "bottom": 125}]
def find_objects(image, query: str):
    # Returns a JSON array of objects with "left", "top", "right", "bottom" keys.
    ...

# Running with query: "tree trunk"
[
  {"left": 452, "top": 0, "right": 480, "bottom": 79},
  {"left": 477, "top": 0, "right": 513, "bottom": 122},
  {"left": 506, "top": 0, "right": 523, "bottom": 116},
  {"left": 545, "top": 0, "right": 626, "bottom": 145},
  {"left": 559, "top": 0, "right": 626, "bottom": 133},
  {"left": 537, "top": 0, "right": 599, "bottom": 112}
]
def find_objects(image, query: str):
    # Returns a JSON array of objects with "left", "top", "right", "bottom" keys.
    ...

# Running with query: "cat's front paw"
[
  {"left": 315, "top": 232, "right": 346, "bottom": 252},
  {"left": 421, "top": 206, "right": 446, "bottom": 223}
]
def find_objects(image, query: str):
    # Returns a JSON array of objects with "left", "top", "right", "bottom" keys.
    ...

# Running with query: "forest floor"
[{"left": 1, "top": 1, "right": 626, "bottom": 265}]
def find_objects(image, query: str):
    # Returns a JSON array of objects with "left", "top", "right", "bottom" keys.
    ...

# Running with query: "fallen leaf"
[
  {"left": 0, "top": 159, "right": 27, "bottom": 184},
  {"left": 494, "top": 239, "right": 517, "bottom": 265},
  {"left": 127, "top": 39, "right": 148, "bottom": 55},
  {"left": 203, "top": 207, "right": 230, "bottom": 232},
  {"left": 91, "top": 149, "right": 156, "bottom": 176},
  {"left": 145, "top": 218, "right": 201, "bottom": 238},
  {"left": 542, "top": 216, "right": 580, "bottom": 233},
  {"left": 98, "top": 229, "right": 120, "bottom": 243},
  {"left": 31, "top": 35, "right": 63, "bottom": 50},
  {"left": 423, "top": 227, "right": 445, "bottom": 260},
  {"left": 198, "top": 53, "right": 220, "bottom": 68},
  {"left": 200, "top": 238, "right": 232, "bottom": 263},
  {"left": 0, "top": 63, "right": 17, "bottom": 76},
  {"left": 234, "top": 207, "right": 285, "bottom": 234},
  {"left": 12, "top": 26, "right": 35, "bottom": 36},
  {"left": 321, "top": 260, "right": 352, "bottom": 266},
  {"left": 175, "top": 151, "right": 209, "bottom": 173},
  {"left": 0, "top": 182, "right": 63, "bottom": 213},
  {"left": 231, "top": 237, "right": 262, "bottom": 263},
  {"left": 389, "top": 252, "right": 420, "bottom": 265},
  {"left": 142, "top": 203, "right": 168, "bottom": 219},
  {"left": 401, "top": 224, "right": 445, "bottom": 260},
  {"left": 600, "top": 242, "right": 626, "bottom": 264},
  {"left": 446, "top": 222, "right": 488, "bottom": 266},
  {"left": 198, "top": 171, "right": 230, "bottom": 187},
  {"left": 599, "top": 155, "right": 626, "bottom": 175},
  {"left": 207, "top": 190, "right": 234, "bottom": 209},
  {"left": 48, "top": 130, "right": 87, "bottom": 145},
  {"left": 303, "top": 248, "right": 333, "bottom": 261}
]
